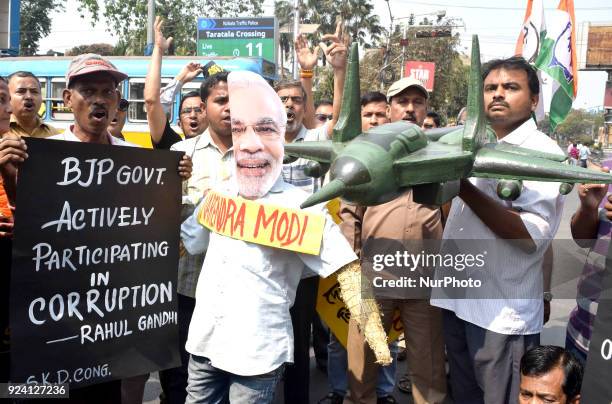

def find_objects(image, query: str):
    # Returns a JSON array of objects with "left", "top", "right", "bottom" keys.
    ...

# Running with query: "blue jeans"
[
  {"left": 186, "top": 355, "right": 284, "bottom": 404},
  {"left": 327, "top": 332, "right": 397, "bottom": 397}
]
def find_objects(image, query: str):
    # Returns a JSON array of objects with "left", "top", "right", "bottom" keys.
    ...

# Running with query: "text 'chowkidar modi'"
[{"left": 197, "top": 190, "right": 327, "bottom": 255}]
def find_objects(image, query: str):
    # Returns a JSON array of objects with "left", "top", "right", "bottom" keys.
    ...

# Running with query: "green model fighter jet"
[{"left": 284, "top": 35, "right": 612, "bottom": 208}]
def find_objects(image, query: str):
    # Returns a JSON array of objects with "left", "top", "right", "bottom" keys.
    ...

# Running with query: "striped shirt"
[
  {"left": 282, "top": 124, "right": 328, "bottom": 194},
  {"left": 566, "top": 205, "right": 612, "bottom": 355},
  {"left": 431, "top": 119, "right": 565, "bottom": 335}
]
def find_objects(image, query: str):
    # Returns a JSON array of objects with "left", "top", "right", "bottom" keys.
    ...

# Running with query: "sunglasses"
[
  {"left": 315, "top": 113, "right": 333, "bottom": 122},
  {"left": 118, "top": 99, "right": 129, "bottom": 112}
]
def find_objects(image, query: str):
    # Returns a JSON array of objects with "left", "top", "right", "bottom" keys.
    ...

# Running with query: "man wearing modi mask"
[{"left": 180, "top": 70, "right": 389, "bottom": 403}]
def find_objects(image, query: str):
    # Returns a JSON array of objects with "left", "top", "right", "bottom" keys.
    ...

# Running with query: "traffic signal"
[{"left": 415, "top": 28, "right": 452, "bottom": 38}]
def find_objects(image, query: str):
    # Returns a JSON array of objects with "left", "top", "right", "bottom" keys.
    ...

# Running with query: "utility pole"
[
  {"left": 381, "top": 0, "right": 394, "bottom": 90},
  {"left": 606, "top": 70, "right": 612, "bottom": 148},
  {"left": 292, "top": 0, "right": 300, "bottom": 79},
  {"left": 145, "top": 0, "right": 155, "bottom": 56}
]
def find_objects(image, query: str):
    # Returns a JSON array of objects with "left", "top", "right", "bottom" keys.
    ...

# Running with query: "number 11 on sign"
[{"left": 245, "top": 42, "right": 263, "bottom": 57}]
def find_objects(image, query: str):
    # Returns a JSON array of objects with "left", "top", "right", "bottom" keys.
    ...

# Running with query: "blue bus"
[{"left": 0, "top": 56, "right": 277, "bottom": 147}]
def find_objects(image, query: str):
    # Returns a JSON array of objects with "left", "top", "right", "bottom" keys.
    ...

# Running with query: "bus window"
[
  {"left": 38, "top": 78, "right": 47, "bottom": 118},
  {"left": 49, "top": 79, "right": 74, "bottom": 121},
  {"left": 128, "top": 78, "right": 173, "bottom": 123}
]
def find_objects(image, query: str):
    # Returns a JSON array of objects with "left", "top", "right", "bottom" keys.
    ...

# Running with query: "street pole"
[
  {"left": 400, "top": 23, "right": 407, "bottom": 77},
  {"left": 145, "top": 0, "right": 155, "bottom": 56},
  {"left": 381, "top": 0, "right": 393, "bottom": 91},
  {"left": 292, "top": 0, "right": 300, "bottom": 79},
  {"left": 606, "top": 70, "right": 612, "bottom": 148}
]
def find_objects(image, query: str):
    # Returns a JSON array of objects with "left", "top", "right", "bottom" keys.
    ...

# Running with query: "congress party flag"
[
  {"left": 515, "top": 0, "right": 547, "bottom": 121},
  {"left": 534, "top": 0, "right": 578, "bottom": 130}
]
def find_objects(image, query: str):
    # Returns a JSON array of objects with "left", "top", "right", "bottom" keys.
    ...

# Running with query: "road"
[{"left": 143, "top": 180, "right": 592, "bottom": 404}]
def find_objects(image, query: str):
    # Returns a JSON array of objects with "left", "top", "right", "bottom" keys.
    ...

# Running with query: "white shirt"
[
  {"left": 430, "top": 119, "right": 565, "bottom": 335},
  {"left": 49, "top": 126, "right": 137, "bottom": 147},
  {"left": 181, "top": 176, "right": 357, "bottom": 375}
]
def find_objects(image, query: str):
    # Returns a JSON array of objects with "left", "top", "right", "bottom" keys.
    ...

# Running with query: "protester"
[
  {"left": 0, "top": 76, "right": 14, "bottom": 385},
  {"left": 141, "top": 17, "right": 232, "bottom": 404},
  {"left": 566, "top": 163, "right": 612, "bottom": 366},
  {"left": 0, "top": 53, "right": 192, "bottom": 404},
  {"left": 108, "top": 96, "right": 128, "bottom": 140},
  {"left": 145, "top": 17, "right": 209, "bottom": 150},
  {"left": 181, "top": 70, "right": 358, "bottom": 404},
  {"left": 578, "top": 143, "right": 590, "bottom": 168},
  {"left": 343, "top": 77, "right": 447, "bottom": 404},
  {"left": 314, "top": 100, "right": 333, "bottom": 128},
  {"left": 7, "top": 71, "right": 58, "bottom": 138},
  {"left": 519, "top": 345, "right": 583, "bottom": 404},
  {"left": 280, "top": 23, "right": 349, "bottom": 404},
  {"left": 568, "top": 142, "right": 579, "bottom": 166},
  {"left": 360, "top": 91, "right": 389, "bottom": 130},
  {"left": 319, "top": 90, "right": 397, "bottom": 404},
  {"left": 422, "top": 111, "right": 441, "bottom": 129},
  {"left": 431, "top": 56, "right": 565, "bottom": 404}
]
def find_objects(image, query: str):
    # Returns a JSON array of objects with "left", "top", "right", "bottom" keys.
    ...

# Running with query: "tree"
[
  {"left": 65, "top": 43, "right": 115, "bottom": 56},
  {"left": 360, "top": 16, "right": 469, "bottom": 121},
  {"left": 75, "top": 0, "right": 264, "bottom": 56},
  {"left": 20, "top": 0, "right": 65, "bottom": 55},
  {"left": 556, "top": 109, "right": 604, "bottom": 141},
  {"left": 274, "top": 0, "right": 384, "bottom": 74}
]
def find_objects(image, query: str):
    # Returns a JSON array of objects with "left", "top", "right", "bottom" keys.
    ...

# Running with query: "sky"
[{"left": 38, "top": 0, "right": 611, "bottom": 110}]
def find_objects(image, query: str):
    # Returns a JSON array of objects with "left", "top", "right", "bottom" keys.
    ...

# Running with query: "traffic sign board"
[{"left": 197, "top": 17, "right": 277, "bottom": 63}]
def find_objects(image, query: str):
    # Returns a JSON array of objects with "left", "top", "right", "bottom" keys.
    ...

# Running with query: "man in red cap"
[{"left": 0, "top": 53, "right": 191, "bottom": 403}]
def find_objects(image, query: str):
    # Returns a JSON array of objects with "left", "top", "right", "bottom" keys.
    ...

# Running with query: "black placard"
[
  {"left": 581, "top": 234, "right": 612, "bottom": 401},
  {"left": 10, "top": 138, "right": 182, "bottom": 388}
]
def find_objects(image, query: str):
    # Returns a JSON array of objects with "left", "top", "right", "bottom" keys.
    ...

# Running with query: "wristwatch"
[{"left": 543, "top": 291, "right": 553, "bottom": 302}]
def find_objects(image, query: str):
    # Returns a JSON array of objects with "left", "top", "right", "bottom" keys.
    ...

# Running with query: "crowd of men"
[{"left": 0, "top": 15, "right": 604, "bottom": 404}]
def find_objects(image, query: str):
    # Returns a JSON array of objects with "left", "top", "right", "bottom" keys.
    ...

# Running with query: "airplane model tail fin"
[
  {"left": 332, "top": 42, "right": 362, "bottom": 144},
  {"left": 462, "top": 35, "right": 491, "bottom": 153}
]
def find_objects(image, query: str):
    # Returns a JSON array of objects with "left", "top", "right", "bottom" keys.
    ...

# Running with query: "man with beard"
[
  {"left": 145, "top": 17, "right": 208, "bottom": 150},
  {"left": 342, "top": 77, "right": 448, "bottom": 404},
  {"left": 142, "top": 17, "right": 233, "bottom": 404},
  {"left": 7, "top": 71, "right": 59, "bottom": 138},
  {"left": 430, "top": 56, "right": 565, "bottom": 404},
  {"left": 180, "top": 70, "right": 358, "bottom": 404},
  {"left": 0, "top": 54, "right": 192, "bottom": 404}
]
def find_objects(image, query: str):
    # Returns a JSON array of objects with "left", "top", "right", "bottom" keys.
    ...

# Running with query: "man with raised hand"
[
  {"left": 0, "top": 53, "right": 192, "bottom": 404},
  {"left": 180, "top": 70, "right": 381, "bottom": 404},
  {"left": 278, "top": 22, "right": 350, "bottom": 404},
  {"left": 145, "top": 17, "right": 209, "bottom": 149},
  {"left": 144, "top": 17, "right": 233, "bottom": 404}
]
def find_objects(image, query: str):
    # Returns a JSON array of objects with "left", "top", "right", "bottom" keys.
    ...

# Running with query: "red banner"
[
  {"left": 404, "top": 61, "right": 436, "bottom": 92},
  {"left": 605, "top": 80, "right": 612, "bottom": 110}
]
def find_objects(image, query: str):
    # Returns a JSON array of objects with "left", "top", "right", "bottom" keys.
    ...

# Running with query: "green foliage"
[
  {"left": 20, "top": 0, "right": 65, "bottom": 55},
  {"left": 274, "top": 0, "right": 384, "bottom": 69},
  {"left": 65, "top": 43, "right": 115, "bottom": 56},
  {"left": 360, "top": 17, "right": 468, "bottom": 121},
  {"left": 555, "top": 109, "right": 604, "bottom": 140},
  {"left": 75, "top": 0, "right": 264, "bottom": 56}
]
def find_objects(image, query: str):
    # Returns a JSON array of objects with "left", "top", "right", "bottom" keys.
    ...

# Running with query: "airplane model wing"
[{"left": 472, "top": 147, "right": 612, "bottom": 183}]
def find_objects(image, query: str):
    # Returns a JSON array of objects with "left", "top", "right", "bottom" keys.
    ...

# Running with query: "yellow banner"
[
  {"left": 317, "top": 274, "right": 403, "bottom": 348},
  {"left": 316, "top": 198, "right": 403, "bottom": 348},
  {"left": 197, "top": 190, "right": 326, "bottom": 255}
]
